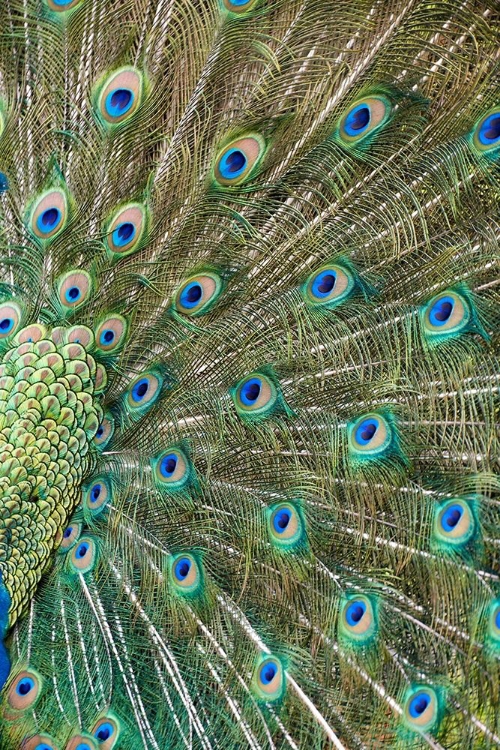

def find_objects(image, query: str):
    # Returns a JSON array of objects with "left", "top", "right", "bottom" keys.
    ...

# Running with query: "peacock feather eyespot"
[
  {"left": 93, "top": 67, "right": 146, "bottom": 128},
  {"left": 421, "top": 288, "right": 485, "bottom": 343},
  {"left": 65, "top": 735, "right": 98, "bottom": 750},
  {"left": 267, "top": 502, "right": 306, "bottom": 550},
  {"left": 27, "top": 188, "right": 70, "bottom": 242},
  {"left": 303, "top": 263, "right": 356, "bottom": 308},
  {"left": 104, "top": 203, "right": 148, "bottom": 257},
  {"left": 58, "top": 522, "right": 82, "bottom": 552},
  {"left": 14, "top": 323, "right": 47, "bottom": 345},
  {"left": 95, "top": 314, "right": 128, "bottom": 354},
  {"left": 67, "top": 325, "right": 94, "bottom": 349},
  {"left": 152, "top": 447, "right": 193, "bottom": 492},
  {"left": 348, "top": 412, "right": 394, "bottom": 459},
  {"left": 339, "top": 595, "right": 378, "bottom": 645},
  {"left": 426, "top": 292, "right": 465, "bottom": 329},
  {"left": 45, "top": 0, "right": 83, "bottom": 12},
  {"left": 471, "top": 108, "right": 500, "bottom": 155},
  {"left": 214, "top": 133, "right": 266, "bottom": 186},
  {"left": 169, "top": 553, "right": 203, "bottom": 597},
  {"left": 68, "top": 536, "right": 97, "bottom": 574},
  {"left": 83, "top": 476, "right": 112, "bottom": 518},
  {"left": 56, "top": 270, "right": 93, "bottom": 313},
  {"left": 174, "top": 272, "right": 223, "bottom": 317},
  {"left": 16, "top": 735, "right": 58, "bottom": 750},
  {"left": 0, "top": 301, "right": 22, "bottom": 339},
  {"left": 338, "top": 95, "right": 391, "bottom": 145},
  {"left": 221, "top": 0, "right": 258, "bottom": 14},
  {"left": 5, "top": 669, "right": 42, "bottom": 713},
  {"left": 94, "top": 413, "right": 115, "bottom": 449},
  {"left": 92, "top": 714, "right": 120, "bottom": 749},
  {"left": 232, "top": 371, "right": 279, "bottom": 421},
  {"left": 487, "top": 598, "right": 500, "bottom": 646},
  {"left": 125, "top": 370, "right": 163, "bottom": 416},
  {"left": 251, "top": 655, "right": 286, "bottom": 703},
  {"left": 432, "top": 497, "right": 477, "bottom": 551},
  {"left": 403, "top": 685, "right": 443, "bottom": 734}
]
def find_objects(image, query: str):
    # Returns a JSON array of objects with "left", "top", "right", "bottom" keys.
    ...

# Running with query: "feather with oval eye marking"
[{"left": 0, "top": 1, "right": 498, "bottom": 749}]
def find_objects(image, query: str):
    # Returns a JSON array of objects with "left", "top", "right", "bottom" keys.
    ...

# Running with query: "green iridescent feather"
[{"left": 0, "top": 1, "right": 498, "bottom": 749}]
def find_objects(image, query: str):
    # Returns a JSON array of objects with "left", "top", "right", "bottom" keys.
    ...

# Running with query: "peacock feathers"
[{"left": 0, "top": 0, "right": 498, "bottom": 747}]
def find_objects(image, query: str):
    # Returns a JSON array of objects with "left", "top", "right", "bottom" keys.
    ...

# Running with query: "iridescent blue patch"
[
  {"left": 344, "top": 103, "right": 371, "bottom": 136},
  {"left": 105, "top": 88, "right": 134, "bottom": 118},
  {"left": 260, "top": 661, "right": 277, "bottom": 684},
  {"left": 0, "top": 571, "right": 11, "bottom": 687},
  {"left": 218, "top": 148, "right": 247, "bottom": 179},
  {"left": 36, "top": 207, "right": 61, "bottom": 234},
  {"left": 409, "top": 692, "right": 431, "bottom": 718},
  {"left": 477, "top": 113, "right": 500, "bottom": 146}
]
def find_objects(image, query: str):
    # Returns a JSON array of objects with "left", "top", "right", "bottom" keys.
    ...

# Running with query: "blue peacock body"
[{"left": 0, "top": 0, "right": 498, "bottom": 748}]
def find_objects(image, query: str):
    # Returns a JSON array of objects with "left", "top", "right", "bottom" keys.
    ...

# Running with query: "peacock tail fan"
[{"left": 0, "top": 0, "right": 498, "bottom": 748}]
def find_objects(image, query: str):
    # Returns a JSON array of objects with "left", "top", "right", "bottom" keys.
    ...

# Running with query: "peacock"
[{"left": 0, "top": 0, "right": 498, "bottom": 748}]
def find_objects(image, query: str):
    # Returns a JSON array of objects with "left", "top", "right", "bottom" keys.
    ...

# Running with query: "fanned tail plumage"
[{"left": 0, "top": 1, "right": 498, "bottom": 748}]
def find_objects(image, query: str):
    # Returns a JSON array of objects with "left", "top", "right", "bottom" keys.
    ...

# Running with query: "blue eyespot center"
[
  {"left": 76, "top": 542, "right": 89, "bottom": 559},
  {"left": 175, "top": 558, "right": 191, "bottom": 580},
  {"left": 226, "top": 150, "right": 245, "bottom": 172},
  {"left": 180, "top": 282, "right": 203, "bottom": 308},
  {"left": 429, "top": 296, "right": 454, "bottom": 326},
  {"left": 16, "top": 677, "right": 34, "bottom": 696},
  {"left": 65, "top": 286, "right": 81, "bottom": 302},
  {"left": 346, "top": 600, "right": 366, "bottom": 626},
  {"left": 355, "top": 418, "right": 378, "bottom": 445},
  {"left": 0, "top": 172, "right": 9, "bottom": 193},
  {"left": 273, "top": 508, "right": 291, "bottom": 533},
  {"left": 311, "top": 269, "right": 337, "bottom": 298},
  {"left": 37, "top": 207, "right": 61, "bottom": 233},
  {"left": 111, "top": 89, "right": 131, "bottom": 111},
  {"left": 91, "top": 484, "right": 102, "bottom": 503},
  {"left": 344, "top": 103, "right": 371, "bottom": 135},
  {"left": 260, "top": 662, "right": 277, "bottom": 684},
  {"left": 160, "top": 454, "right": 178, "bottom": 478},
  {"left": 478, "top": 113, "right": 500, "bottom": 145},
  {"left": 95, "top": 723, "right": 113, "bottom": 741},
  {"left": 0, "top": 317, "right": 14, "bottom": 332},
  {"left": 76, "top": 744, "right": 93, "bottom": 750},
  {"left": 112, "top": 221, "right": 136, "bottom": 247},
  {"left": 132, "top": 378, "right": 149, "bottom": 402},
  {"left": 495, "top": 607, "right": 500, "bottom": 630},
  {"left": 35, "top": 744, "right": 52, "bottom": 750},
  {"left": 100, "top": 329, "right": 115, "bottom": 345},
  {"left": 117, "top": 222, "right": 134, "bottom": 241},
  {"left": 63, "top": 526, "right": 73, "bottom": 539},
  {"left": 96, "top": 425, "right": 104, "bottom": 439},
  {"left": 106, "top": 88, "right": 133, "bottom": 117},
  {"left": 317, "top": 274, "right": 335, "bottom": 294},
  {"left": 240, "top": 378, "right": 261, "bottom": 405},
  {"left": 409, "top": 692, "right": 431, "bottom": 718},
  {"left": 219, "top": 148, "right": 247, "bottom": 179},
  {"left": 441, "top": 504, "right": 463, "bottom": 532}
]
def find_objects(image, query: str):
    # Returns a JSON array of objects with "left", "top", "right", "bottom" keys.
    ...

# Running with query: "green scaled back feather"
[{"left": 0, "top": 1, "right": 498, "bottom": 748}]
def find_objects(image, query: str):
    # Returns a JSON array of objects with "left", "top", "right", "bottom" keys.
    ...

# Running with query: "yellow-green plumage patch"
[{"left": 0, "top": 328, "right": 100, "bottom": 625}]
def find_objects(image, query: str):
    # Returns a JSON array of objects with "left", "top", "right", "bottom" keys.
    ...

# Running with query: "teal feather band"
[{"left": 0, "top": 576, "right": 10, "bottom": 688}]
